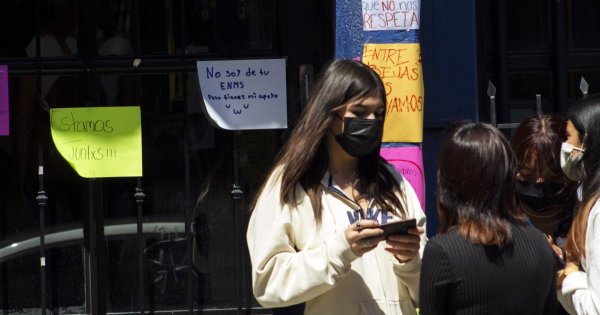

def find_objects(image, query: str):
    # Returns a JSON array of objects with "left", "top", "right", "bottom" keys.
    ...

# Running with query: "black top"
[{"left": 419, "top": 223, "right": 557, "bottom": 315}]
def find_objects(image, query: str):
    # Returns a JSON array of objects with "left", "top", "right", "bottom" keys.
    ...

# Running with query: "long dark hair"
[
  {"left": 437, "top": 122, "right": 527, "bottom": 246},
  {"left": 251, "top": 60, "right": 405, "bottom": 222},
  {"left": 565, "top": 94, "right": 600, "bottom": 264}
]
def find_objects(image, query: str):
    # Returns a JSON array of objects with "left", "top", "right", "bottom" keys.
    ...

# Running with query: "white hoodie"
[
  {"left": 560, "top": 198, "right": 600, "bottom": 314},
  {"left": 247, "top": 165, "right": 427, "bottom": 315}
]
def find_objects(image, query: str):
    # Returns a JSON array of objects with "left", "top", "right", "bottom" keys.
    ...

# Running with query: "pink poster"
[
  {"left": 0, "top": 65, "right": 8, "bottom": 136},
  {"left": 380, "top": 145, "right": 425, "bottom": 211}
]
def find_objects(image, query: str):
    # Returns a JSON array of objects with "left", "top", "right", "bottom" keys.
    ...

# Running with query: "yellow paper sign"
[
  {"left": 50, "top": 106, "right": 142, "bottom": 178},
  {"left": 362, "top": 43, "right": 424, "bottom": 143}
]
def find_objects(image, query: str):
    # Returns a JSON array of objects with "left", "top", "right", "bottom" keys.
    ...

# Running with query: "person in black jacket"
[{"left": 419, "top": 122, "right": 557, "bottom": 315}]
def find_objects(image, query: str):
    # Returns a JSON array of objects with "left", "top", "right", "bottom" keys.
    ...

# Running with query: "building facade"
[{"left": 1, "top": 0, "right": 599, "bottom": 314}]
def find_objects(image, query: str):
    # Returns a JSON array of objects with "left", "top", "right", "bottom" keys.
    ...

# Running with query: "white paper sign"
[
  {"left": 362, "top": 0, "right": 420, "bottom": 31},
  {"left": 197, "top": 59, "right": 287, "bottom": 130}
]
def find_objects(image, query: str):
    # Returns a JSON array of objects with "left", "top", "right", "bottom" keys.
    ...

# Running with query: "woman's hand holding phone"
[
  {"left": 349, "top": 218, "right": 422, "bottom": 262},
  {"left": 345, "top": 219, "right": 384, "bottom": 256},
  {"left": 385, "top": 226, "right": 424, "bottom": 263}
]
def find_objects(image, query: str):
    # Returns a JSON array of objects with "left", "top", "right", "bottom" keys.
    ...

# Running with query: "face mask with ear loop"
[
  {"left": 334, "top": 116, "right": 383, "bottom": 157},
  {"left": 514, "top": 181, "right": 567, "bottom": 213},
  {"left": 560, "top": 142, "right": 586, "bottom": 182}
]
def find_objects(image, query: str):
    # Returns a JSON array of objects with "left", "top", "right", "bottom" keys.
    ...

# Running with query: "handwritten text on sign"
[
  {"left": 362, "top": 0, "right": 420, "bottom": 31},
  {"left": 0, "top": 65, "right": 8, "bottom": 136},
  {"left": 50, "top": 106, "right": 142, "bottom": 178},
  {"left": 197, "top": 59, "right": 287, "bottom": 130},
  {"left": 362, "top": 43, "right": 424, "bottom": 142}
]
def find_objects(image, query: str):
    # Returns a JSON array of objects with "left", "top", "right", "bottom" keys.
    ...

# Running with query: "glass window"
[
  {"left": 144, "top": 231, "right": 189, "bottom": 310},
  {"left": 3, "top": 75, "right": 37, "bottom": 240},
  {"left": 37, "top": 74, "right": 85, "bottom": 228},
  {"left": 188, "top": 129, "right": 239, "bottom": 308},
  {"left": 0, "top": 245, "right": 84, "bottom": 314},
  {"left": 231, "top": 0, "right": 275, "bottom": 53},
  {"left": 509, "top": 72, "right": 551, "bottom": 102},
  {"left": 106, "top": 227, "right": 191, "bottom": 312},
  {"left": 10, "top": 73, "right": 85, "bottom": 235},
  {"left": 96, "top": 0, "right": 134, "bottom": 57},
  {"left": 96, "top": 73, "right": 135, "bottom": 106},
  {"left": 105, "top": 236, "right": 140, "bottom": 312},
  {"left": 3, "top": 0, "right": 288, "bottom": 313},
  {"left": 35, "top": 0, "right": 79, "bottom": 58},
  {"left": 140, "top": 73, "right": 187, "bottom": 217},
  {"left": 104, "top": 178, "right": 139, "bottom": 220},
  {"left": 506, "top": 0, "right": 551, "bottom": 52},
  {"left": 46, "top": 245, "right": 85, "bottom": 312},
  {"left": 138, "top": 0, "right": 182, "bottom": 56},
  {"left": 184, "top": 0, "right": 220, "bottom": 54},
  {"left": 568, "top": 0, "right": 600, "bottom": 50},
  {"left": 184, "top": 0, "right": 276, "bottom": 56},
  {"left": 0, "top": 0, "right": 35, "bottom": 58},
  {"left": 566, "top": 70, "right": 600, "bottom": 99},
  {"left": 0, "top": 251, "right": 41, "bottom": 312}
]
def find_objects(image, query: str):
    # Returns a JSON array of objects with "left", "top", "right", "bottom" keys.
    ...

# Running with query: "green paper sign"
[{"left": 50, "top": 106, "right": 142, "bottom": 178}]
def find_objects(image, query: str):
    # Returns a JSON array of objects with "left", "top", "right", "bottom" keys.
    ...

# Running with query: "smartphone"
[{"left": 366, "top": 219, "right": 417, "bottom": 237}]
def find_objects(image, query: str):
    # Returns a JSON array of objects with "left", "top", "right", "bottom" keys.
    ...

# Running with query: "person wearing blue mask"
[
  {"left": 246, "top": 59, "right": 426, "bottom": 315},
  {"left": 558, "top": 94, "right": 600, "bottom": 315}
]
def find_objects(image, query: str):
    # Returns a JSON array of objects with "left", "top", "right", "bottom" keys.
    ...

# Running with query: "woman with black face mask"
[
  {"left": 246, "top": 60, "right": 426, "bottom": 315},
  {"left": 511, "top": 114, "right": 577, "bottom": 270},
  {"left": 512, "top": 114, "right": 579, "bottom": 315}
]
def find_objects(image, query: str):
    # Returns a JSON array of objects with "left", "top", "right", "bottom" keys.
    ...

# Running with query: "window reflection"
[
  {"left": 139, "top": 0, "right": 182, "bottom": 55},
  {"left": 106, "top": 237, "right": 139, "bottom": 312},
  {"left": 97, "top": 73, "right": 135, "bottom": 106},
  {"left": 0, "top": 245, "right": 84, "bottom": 314},
  {"left": 509, "top": 72, "right": 551, "bottom": 100},
  {"left": 185, "top": 0, "right": 219, "bottom": 54},
  {"left": 506, "top": 0, "right": 551, "bottom": 52},
  {"left": 567, "top": 0, "right": 600, "bottom": 49},
  {"left": 1, "top": 251, "right": 42, "bottom": 312},
  {"left": 27, "top": 0, "right": 79, "bottom": 58},
  {"left": 232, "top": 0, "right": 274, "bottom": 52},
  {"left": 140, "top": 74, "right": 187, "bottom": 217},
  {"left": 0, "top": 0, "right": 35, "bottom": 58},
  {"left": 14, "top": 74, "right": 85, "bottom": 230},
  {"left": 105, "top": 227, "right": 191, "bottom": 312},
  {"left": 184, "top": 0, "right": 275, "bottom": 55},
  {"left": 96, "top": 0, "right": 134, "bottom": 56},
  {"left": 1, "top": 76, "right": 35, "bottom": 240},
  {"left": 567, "top": 71, "right": 600, "bottom": 98},
  {"left": 3, "top": 0, "right": 282, "bottom": 312}
]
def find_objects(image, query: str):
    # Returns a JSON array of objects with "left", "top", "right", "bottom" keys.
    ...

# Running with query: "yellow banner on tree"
[
  {"left": 50, "top": 106, "right": 142, "bottom": 178},
  {"left": 362, "top": 43, "right": 424, "bottom": 143}
]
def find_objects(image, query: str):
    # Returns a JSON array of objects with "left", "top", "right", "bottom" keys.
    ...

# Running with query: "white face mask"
[{"left": 560, "top": 142, "right": 585, "bottom": 182}]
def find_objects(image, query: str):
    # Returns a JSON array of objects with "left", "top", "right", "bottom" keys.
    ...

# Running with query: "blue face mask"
[{"left": 334, "top": 117, "right": 383, "bottom": 157}]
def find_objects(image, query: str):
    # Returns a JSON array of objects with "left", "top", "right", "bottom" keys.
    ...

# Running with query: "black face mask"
[
  {"left": 515, "top": 181, "right": 565, "bottom": 213},
  {"left": 334, "top": 117, "right": 383, "bottom": 157}
]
